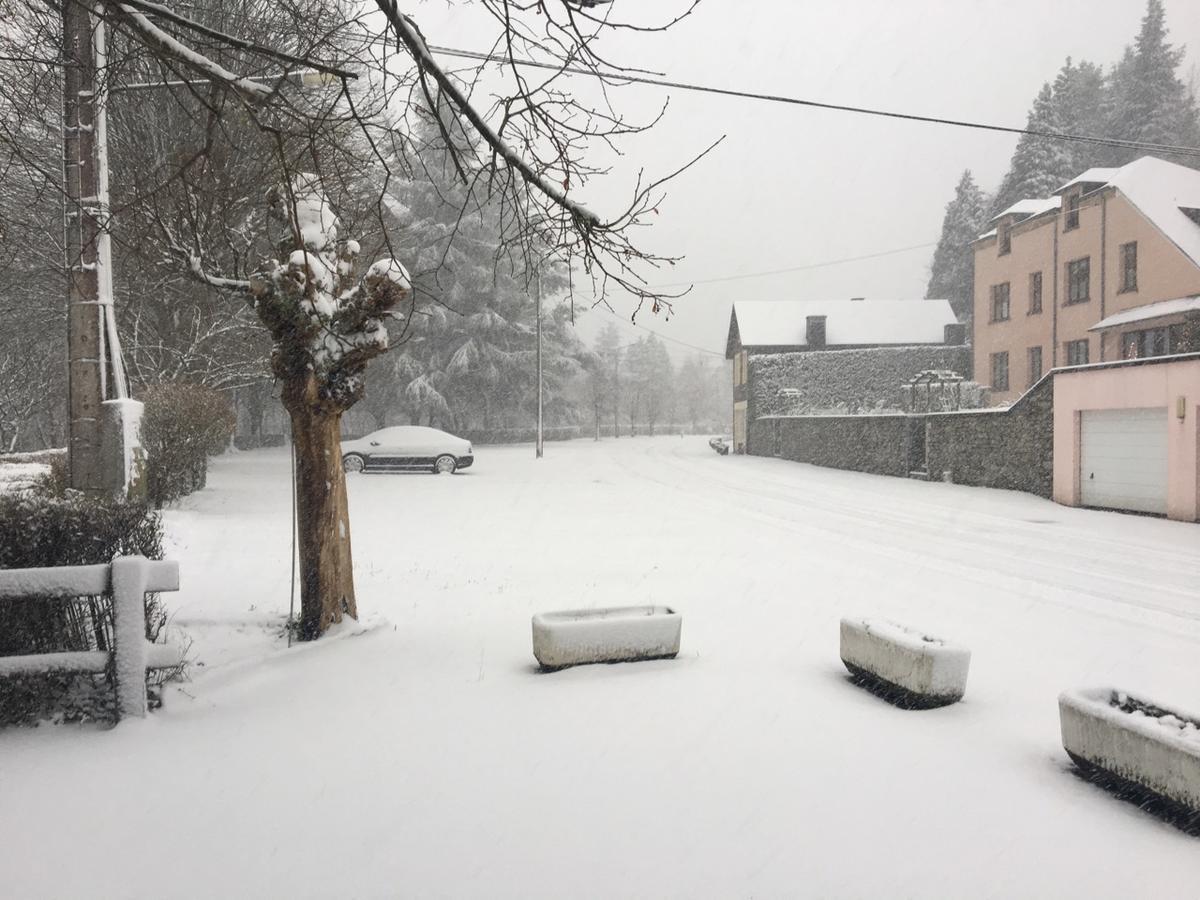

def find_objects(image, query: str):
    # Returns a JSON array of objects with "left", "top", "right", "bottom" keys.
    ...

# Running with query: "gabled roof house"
[
  {"left": 725, "top": 298, "right": 966, "bottom": 453},
  {"left": 974, "top": 156, "right": 1200, "bottom": 404}
]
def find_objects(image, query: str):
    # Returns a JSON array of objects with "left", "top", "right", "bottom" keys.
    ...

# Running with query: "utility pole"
[
  {"left": 63, "top": 1, "right": 130, "bottom": 492},
  {"left": 535, "top": 271, "right": 544, "bottom": 458}
]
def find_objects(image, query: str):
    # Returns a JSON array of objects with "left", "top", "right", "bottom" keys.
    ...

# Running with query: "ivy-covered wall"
[{"left": 748, "top": 345, "right": 973, "bottom": 419}]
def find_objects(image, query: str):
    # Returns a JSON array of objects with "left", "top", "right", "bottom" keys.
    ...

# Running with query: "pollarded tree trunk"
[
  {"left": 284, "top": 375, "right": 356, "bottom": 640},
  {"left": 177, "top": 173, "right": 409, "bottom": 640}
]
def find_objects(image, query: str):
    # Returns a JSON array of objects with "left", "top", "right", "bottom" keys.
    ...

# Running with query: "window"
[
  {"left": 1028, "top": 271, "right": 1043, "bottom": 314},
  {"left": 990, "top": 282, "right": 1010, "bottom": 322},
  {"left": 1065, "top": 339, "right": 1089, "bottom": 366},
  {"left": 1119, "top": 241, "right": 1138, "bottom": 293},
  {"left": 990, "top": 351, "right": 1009, "bottom": 391},
  {"left": 1065, "top": 191, "right": 1081, "bottom": 230},
  {"left": 1067, "top": 257, "right": 1090, "bottom": 304},
  {"left": 1027, "top": 348, "right": 1046, "bottom": 386},
  {"left": 998, "top": 220, "right": 1011, "bottom": 256},
  {"left": 1121, "top": 326, "right": 1176, "bottom": 359}
]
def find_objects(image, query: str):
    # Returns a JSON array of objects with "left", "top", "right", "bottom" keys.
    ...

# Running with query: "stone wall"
[
  {"left": 925, "top": 377, "right": 1054, "bottom": 497},
  {"left": 749, "top": 413, "right": 917, "bottom": 477},
  {"left": 749, "top": 345, "right": 973, "bottom": 419},
  {"left": 749, "top": 375, "right": 1054, "bottom": 498}
]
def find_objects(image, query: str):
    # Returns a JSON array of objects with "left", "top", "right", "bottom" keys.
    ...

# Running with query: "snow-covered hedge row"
[
  {"left": 141, "top": 383, "right": 236, "bottom": 508},
  {"left": 749, "top": 345, "right": 972, "bottom": 417}
]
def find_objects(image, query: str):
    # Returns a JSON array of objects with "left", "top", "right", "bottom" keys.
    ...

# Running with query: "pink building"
[
  {"left": 973, "top": 157, "right": 1200, "bottom": 405},
  {"left": 1052, "top": 355, "right": 1199, "bottom": 522}
]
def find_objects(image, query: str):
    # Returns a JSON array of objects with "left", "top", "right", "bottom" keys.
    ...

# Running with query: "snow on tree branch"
[{"left": 112, "top": 3, "right": 276, "bottom": 102}]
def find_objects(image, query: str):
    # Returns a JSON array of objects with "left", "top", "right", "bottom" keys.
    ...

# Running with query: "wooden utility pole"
[
  {"left": 63, "top": 1, "right": 125, "bottom": 491},
  {"left": 63, "top": 0, "right": 104, "bottom": 490}
]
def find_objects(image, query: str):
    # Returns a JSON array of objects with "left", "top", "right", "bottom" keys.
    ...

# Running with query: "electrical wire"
[
  {"left": 600, "top": 306, "right": 726, "bottom": 358},
  {"left": 642, "top": 241, "right": 937, "bottom": 290},
  {"left": 427, "top": 45, "right": 1200, "bottom": 161}
]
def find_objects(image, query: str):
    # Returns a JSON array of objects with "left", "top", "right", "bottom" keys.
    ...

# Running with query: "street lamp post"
[{"left": 535, "top": 271, "right": 543, "bottom": 459}]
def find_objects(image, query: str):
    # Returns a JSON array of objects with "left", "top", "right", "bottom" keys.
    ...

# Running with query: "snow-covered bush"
[
  {"left": 141, "top": 382, "right": 236, "bottom": 508},
  {"left": 0, "top": 492, "right": 166, "bottom": 724}
]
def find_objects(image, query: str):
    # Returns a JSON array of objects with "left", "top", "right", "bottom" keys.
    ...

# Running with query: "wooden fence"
[{"left": 0, "top": 556, "right": 182, "bottom": 720}]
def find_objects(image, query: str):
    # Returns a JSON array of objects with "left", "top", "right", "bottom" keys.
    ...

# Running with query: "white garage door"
[{"left": 1080, "top": 407, "right": 1167, "bottom": 515}]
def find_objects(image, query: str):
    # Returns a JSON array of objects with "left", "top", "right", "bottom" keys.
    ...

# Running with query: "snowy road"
[{"left": 3, "top": 437, "right": 1199, "bottom": 898}]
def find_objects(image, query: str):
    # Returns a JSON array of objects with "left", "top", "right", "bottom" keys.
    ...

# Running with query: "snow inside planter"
[
  {"left": 1059, "top": 688, "right": 1200, "bottom": 826},
  {"left": 839, "top": 618, "right": 970, "bottom": 709},
  {"left": 532, "top": 606, "right": 681, "bottom": 670}
]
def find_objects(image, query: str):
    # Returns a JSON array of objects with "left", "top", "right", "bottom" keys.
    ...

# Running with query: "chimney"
[
  {"left": 805, "top": 315, "right": 827, "bottom": 349},
  {"left": 944, "top": 323, "right": 966, "bottom": 346}
]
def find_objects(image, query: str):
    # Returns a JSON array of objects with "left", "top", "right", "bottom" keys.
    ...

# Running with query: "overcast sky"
[{"left": 417, "top": 1, "right": 1200, "bottom": 361}]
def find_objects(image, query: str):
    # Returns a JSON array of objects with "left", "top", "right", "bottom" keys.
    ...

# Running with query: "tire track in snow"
[{"left": 617, "top": 442, "right": 1200, "bottom": 639}]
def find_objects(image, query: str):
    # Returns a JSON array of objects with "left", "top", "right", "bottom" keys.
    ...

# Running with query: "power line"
[
  {"left": 595, "top": 236, "right": 957, "bottom": 355},
  {"left": 643, "top": 241, "right": 936, "bottom": 289},
  {"left": 600, "top": 306, "right": 726, "bottom": 358},
  {"left": 427, "top": 45, "right": 1200, "bottom": 161}
]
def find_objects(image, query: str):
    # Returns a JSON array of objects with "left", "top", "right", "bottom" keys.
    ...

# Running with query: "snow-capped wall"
[{"left": 747, "top": 371, "right": 1054, "bottom": 498}]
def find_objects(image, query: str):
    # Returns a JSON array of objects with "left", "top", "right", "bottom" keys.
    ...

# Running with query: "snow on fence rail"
[{"left": 0, "top": 556, "right": 181, "bottom": 721}]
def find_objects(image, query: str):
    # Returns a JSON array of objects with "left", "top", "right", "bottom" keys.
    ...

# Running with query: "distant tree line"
[{"left": 926, "top": 0, "right": 1200, "bottom": 323}]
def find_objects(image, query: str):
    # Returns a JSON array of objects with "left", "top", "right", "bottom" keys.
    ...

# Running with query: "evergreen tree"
[
  {"left": 1103, "top": 0, "right": 1200, "bottom": 167},
  {"left": 1051, "top": 57, "right": 1107, "bottom": 173},
  {"left": 926, "top": 171, "right": 989, "bottom": 322},
  {"left": 992, "top": 83, "right": 1075, "bottom": 214},
  {"left": 365, "top": 115, "right": 586, "bottom": 434}
]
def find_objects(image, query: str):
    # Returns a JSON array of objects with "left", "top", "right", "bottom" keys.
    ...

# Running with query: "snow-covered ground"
[{"left": 3, "top": 437, "right": 1199, "bottom": 898}]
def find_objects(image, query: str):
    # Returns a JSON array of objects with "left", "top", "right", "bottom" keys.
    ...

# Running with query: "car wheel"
[
  {"left": 434, "top": 454, "right": 457, "bottom": 475},
  {"left": 343, "top": 454, "right": 365, "bottom": 474}
]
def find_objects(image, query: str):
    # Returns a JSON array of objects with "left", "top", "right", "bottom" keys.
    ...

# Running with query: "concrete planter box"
[
  {"left": 839, "top": 618, "right": 970, "bottom": 708},
  {"left": 1060, "top": 688, "right": 1200, "bottom": 824},
  {"left": 532, "top": 606, "right": 681, "bottom": 670}
]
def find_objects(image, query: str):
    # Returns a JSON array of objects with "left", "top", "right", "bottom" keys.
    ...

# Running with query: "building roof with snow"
[
  {"left": 1088, "top": 294, "right": 1200, "bottom": 332},
  {"left": 978, "top": 157, "right": 1200, "bottom": 269},
  {"left": 725, "top": 299, "right": 960, "bottom": 358},
  {"left": 987, "top": 196, "right": 1062, "bottom": 227}
]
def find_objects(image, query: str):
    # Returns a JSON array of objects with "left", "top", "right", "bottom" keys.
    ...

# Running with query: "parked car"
[
  {"left": 708, "top": 435, "right": 732, "bottom": 456},
  {"left": 341, "top": 426, "right": 474, "bottom": 474}
]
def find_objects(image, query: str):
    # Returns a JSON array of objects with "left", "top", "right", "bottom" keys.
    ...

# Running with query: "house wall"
[
  {"left": 1053, "top": 356, "right": 1200, "bottom": 521},
  {"left": 973, "top": 212, "right": 1060, "bottom": 402},
  {"left": 974, "top": 190, "right": 1200, "bottom": 404}
]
